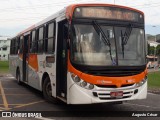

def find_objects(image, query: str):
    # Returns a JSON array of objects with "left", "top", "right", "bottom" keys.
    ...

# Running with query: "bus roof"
[{"left": 15, "top": 3, "right": 144, "bottom": 38}]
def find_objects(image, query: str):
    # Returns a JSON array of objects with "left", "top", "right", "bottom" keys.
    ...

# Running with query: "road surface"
[{"left": 0, "top": 76, "right": 159, "bottom": 120}]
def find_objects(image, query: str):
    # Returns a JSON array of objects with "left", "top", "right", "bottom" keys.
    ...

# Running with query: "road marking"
[
  {"left": 0, "top": 81, "right": 9, "bottom": 110},
  {"left": 1, "top": 77, "right": 15, "bottom": 79},
  {"left": 125, "top": 103, "right": 160, "bottom": 109},
  {"left": 3, "top": 88, "right": 28, "bottom": 89},
  {"left": 0, "top": 107, "right": 8, "bottom": 110},
  {"left": 0, "top": 94, "right": 34, "bottom": 95},
  {"left": 148, "top": 92, "right": 160, "bottom": 96},
  {"left": 0, "top": 104, "right": 33, "bottom": 105},
  {"left": 14, "top": 100, "right": 44, "bottom": 109}
]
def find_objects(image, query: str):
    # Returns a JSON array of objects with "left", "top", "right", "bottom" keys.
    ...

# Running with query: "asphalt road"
[{"left": 0, "top": 76, "right": 159, "bottom": 120}]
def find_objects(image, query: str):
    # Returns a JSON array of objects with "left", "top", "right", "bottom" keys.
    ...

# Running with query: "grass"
[
  {"left": 148, "top": 71, "right": 160, "bottom": 89},
  {"left": 0, "top": 61, "right": 9, "bottom": 74}
]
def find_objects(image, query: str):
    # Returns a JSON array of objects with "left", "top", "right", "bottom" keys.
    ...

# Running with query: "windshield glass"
[{"left": 71, "top": 24, "right": 145, "bottom": 66}]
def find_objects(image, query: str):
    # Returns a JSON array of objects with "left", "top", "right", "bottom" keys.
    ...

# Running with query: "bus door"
[
  {"left": 56, "top": 20, "right": 68, "bottom": 99},
  {"left": 23, "top": 34, "right": 30, "bottom": 82}
]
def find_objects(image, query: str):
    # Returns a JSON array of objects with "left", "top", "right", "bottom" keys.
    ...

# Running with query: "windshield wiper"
[
  {"left": 121, "top": 24, "right": 133, "bottom": 58},
  {"left": 92, "top": 20, "right": 111, "bottom": 46},
  {"left": 92, "top": 20, "right": 115, "bottom": 65}
]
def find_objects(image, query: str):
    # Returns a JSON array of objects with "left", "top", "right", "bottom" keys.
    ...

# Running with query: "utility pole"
[{"left": 152, "top": 26, "right": 157, "bottom": 66}]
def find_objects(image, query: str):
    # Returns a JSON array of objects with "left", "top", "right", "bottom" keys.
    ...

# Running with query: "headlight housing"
[
  {"left": 136, "top": 76, "right": 147, "bottom": 87},
  {"left": 71, "top": 73, "right": 95, "bottom": 90}
]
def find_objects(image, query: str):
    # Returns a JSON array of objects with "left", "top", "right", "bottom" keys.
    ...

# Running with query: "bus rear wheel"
[{"left": 43, "top": 77, "right": 57, "bottom": 103}]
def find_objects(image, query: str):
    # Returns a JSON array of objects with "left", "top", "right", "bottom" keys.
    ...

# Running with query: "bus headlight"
[
  {"left": 74, "top": 76, "right": 81, "bottom": 82},
  {"left": 136, "top": 76, "right": 147, "bottom": 87},
  {"left": 81, "top": 81, "right": 87, "bottom": 87},
  {"left": 71, "top": 73, "right": 94, "bottom": 90},
  {"left": 88, "top": 84, "right": 94, "bottom": 89}
]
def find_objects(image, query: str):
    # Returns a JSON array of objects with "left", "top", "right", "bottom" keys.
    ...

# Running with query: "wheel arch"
[
  {"left": 16, "top": 66, "right": 20, "bottom": 78},
  {"left": 41, "top": 72, "right": 50, "bottom": 90}
]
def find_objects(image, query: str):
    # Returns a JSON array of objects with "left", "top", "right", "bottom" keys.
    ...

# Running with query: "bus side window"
[
  {"left": 15, "top": 37, "right": 19, "bottom": 54},
  {"left": 12, "top": 39, "right": 16, "bottom": 54},
  {"left": 29, "top": 33, "right": 32, "bottom": 53},
  {"left": 17, "top": 37, "right": 20, "bottom": 54},
  {"left": 19, "top": 36, "right": 23, "bottom": 54},
  {"left": 45, "top": 22, "right": 55, "bottom": 53},
  {"left": 31, "top": 30, "right": 36, "bottom": 53},
  {"left": 15, "top": 38, "right": 17, "bottom": 54},
  {"left": 37, "top": 27, "right": 44, "bottom": 53},
  {"left": 10, "top": 39, "right": 13, "bottom": 55}
]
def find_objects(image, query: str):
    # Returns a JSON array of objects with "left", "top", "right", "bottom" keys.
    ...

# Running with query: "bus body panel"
[
  {"left": 27, "top": 53, "right": 57, "bottom": 95},
  {"left": 9, "top": 55, "right": 18, "bottom": 77}
]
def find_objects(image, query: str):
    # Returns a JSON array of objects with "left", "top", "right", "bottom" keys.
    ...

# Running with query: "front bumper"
[{"left": 67, "top": 75, "right": 147, "bottom": 104}]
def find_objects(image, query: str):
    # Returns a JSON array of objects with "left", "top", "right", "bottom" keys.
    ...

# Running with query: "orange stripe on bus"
[
  {"left": 68, "top": 53, "right": 147, "bottom": 88},
  {"left": 18, "top": 54, "right": 38, "bottom": 71},
  {"left": 28, "top": 54, "right": 38, "bottom": 72}
]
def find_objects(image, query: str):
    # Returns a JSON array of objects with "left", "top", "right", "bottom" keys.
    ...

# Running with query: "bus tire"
[
  {"left": 43, "top": 77, "right": 57, "bottom": 103},
  {"left": 16, "top": 69, "right": 22, "bottom": 85}
]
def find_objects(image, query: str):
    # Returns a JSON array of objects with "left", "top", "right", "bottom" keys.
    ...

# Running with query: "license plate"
[{"left": 110, "top": 91, "right": 123, "bottom": 98}]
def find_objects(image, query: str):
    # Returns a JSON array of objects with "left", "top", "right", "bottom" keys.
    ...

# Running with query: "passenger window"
[
  {"left": 31, "top": 30, "right": 36, "bottom": 53},
  {"left": 37, "top": 27, "right": 44, "bottom": 53},
  {"left": 45, "top": 22, "right": 55, "bottom": 53},
  {"left": 19, "top": 36, "right": 23, "bottom": 54}
]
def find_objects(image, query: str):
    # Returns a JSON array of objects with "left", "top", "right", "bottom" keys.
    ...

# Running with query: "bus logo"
[
  {"left": 97, "top": 80, "right": 112, "bottom": 84},
  {"left": 126, "top": 79, "right": 135, "bottom": 83}
]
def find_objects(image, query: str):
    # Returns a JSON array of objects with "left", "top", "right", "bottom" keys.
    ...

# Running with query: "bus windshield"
[{"left": 71, "top": 23, "right": 145, "bottom": 66}]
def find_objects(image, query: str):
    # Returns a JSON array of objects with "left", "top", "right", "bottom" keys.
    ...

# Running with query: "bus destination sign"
[{"left": 74, "top": 7, "right": 142, "bottom": 22}]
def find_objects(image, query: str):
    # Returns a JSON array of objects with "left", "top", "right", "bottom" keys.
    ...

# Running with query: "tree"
[
  {"left": 148, "top": 46, "right": 155, "bottom": 55},
  {"left": 156, "top": 44, "right": 160, "bottom": 55},
  {"left": 156, "top": 45, "right": 160, "bottom": 64}
]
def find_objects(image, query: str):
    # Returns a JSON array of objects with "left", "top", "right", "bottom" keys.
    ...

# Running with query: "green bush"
[{"left": 0, "top": 61, "right": 9, "bottom": 73}]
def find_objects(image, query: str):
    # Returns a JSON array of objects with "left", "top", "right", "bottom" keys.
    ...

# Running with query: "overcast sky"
[{"left": 0, "top": 0, "right": 160, "bottom": 36}]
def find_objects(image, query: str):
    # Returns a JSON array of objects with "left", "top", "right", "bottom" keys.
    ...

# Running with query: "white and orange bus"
[{"left": 9, "top": 4, "right": 147, "bottom": 104}]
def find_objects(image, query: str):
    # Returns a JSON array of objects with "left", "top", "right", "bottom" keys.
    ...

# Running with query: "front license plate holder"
[{"left": 110, "top": 91, "right": 123, "bottom": 98}]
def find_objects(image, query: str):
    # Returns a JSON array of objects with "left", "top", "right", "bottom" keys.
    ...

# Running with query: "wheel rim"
[{"left": 46, "top": 82, "right": 52, "bottom": 97}]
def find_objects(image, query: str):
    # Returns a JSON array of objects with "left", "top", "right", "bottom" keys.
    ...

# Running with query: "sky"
[{"left": 0, "top": 0, "right": 160, "bottom": 37}]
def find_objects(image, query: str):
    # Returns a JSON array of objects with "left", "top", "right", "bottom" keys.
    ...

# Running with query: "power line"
[
  {"left": 130, "top": 2, "right": 160, "bottom": 7},
  {"left": 0, "top": 0, "right": 97, "bottom": 16},
  {"left": 0, "top": 16, "right": 48, "bottom": 22},
  {"left": 1, "top": 0, "right": 160, "bottom": 23},
  {"left": 0, "top": 0, "right": 103, "bottom": 12},
  {"left": 126, "top": 2, "right": 160, "bottom": 9},
  {"left": 0, "top": 0, "right": 82, "bottom": 12}
]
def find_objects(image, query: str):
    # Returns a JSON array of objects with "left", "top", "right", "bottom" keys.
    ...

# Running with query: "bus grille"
[
  {"left": 96, "top": 84, "right": 134, "bottom": 88},
  {"left": 84, "top": 70, "right": 144, "bottom": 77}
]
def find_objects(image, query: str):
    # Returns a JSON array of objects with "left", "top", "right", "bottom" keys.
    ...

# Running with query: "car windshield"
[{"left": 71, "top": 23, "right": 145, "bottom": 66}]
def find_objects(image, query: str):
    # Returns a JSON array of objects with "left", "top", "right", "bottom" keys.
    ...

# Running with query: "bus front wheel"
[{"left": 43, "top": 77, "right": 57, "bottom": 103}]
